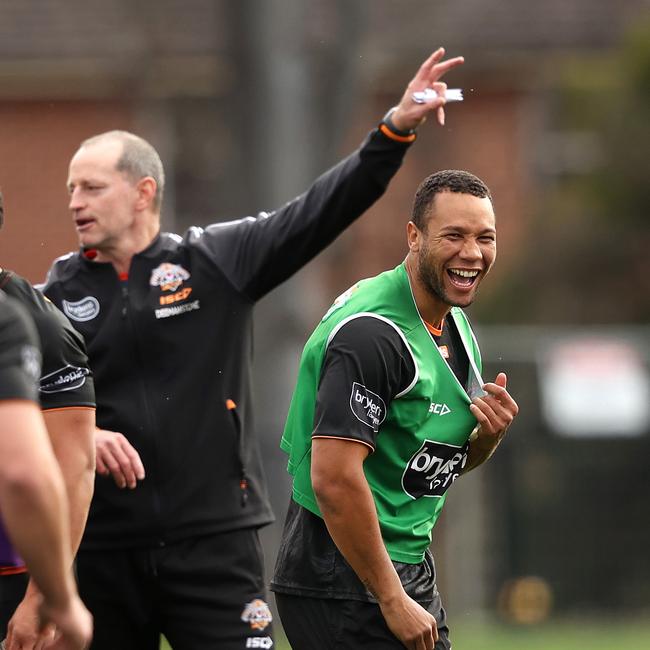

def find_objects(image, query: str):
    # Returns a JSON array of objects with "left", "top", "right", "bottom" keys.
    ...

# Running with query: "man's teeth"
[{"left": 449, "top": 269, "right": 479, "bottom": 278}]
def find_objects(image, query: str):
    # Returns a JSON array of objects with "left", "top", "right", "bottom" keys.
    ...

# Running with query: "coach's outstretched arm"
[{"left": 200, "top": 47, "right": 465, "bottom": 302}]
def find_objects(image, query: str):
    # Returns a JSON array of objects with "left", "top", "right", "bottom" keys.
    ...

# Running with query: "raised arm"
[{"left": 195, "top": 48, "right": 464, "bottom": 301}]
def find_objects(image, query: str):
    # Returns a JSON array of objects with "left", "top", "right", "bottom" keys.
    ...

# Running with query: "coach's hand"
[
  {"left": 95, "top": 428, "right": 145, "bottom": 489},
  {"left": 379, "top": 591, "right": 438, "bottom": 650}
]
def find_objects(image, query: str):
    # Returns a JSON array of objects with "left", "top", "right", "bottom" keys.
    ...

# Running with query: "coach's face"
[
  {"left": 409, "top": 191, "right": 496, "bottom": 308},
  {"left": 67, "top": 140, "right": 141, "bottom": 251}
]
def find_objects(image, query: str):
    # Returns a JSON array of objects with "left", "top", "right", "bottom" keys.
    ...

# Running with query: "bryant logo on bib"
[
  {"left": 349, "top": 382, "right": 386, "bottom": 431},
  {"left": 150, "top": 263, "right": 190, "bottom": 292},
  {"left": 402, "top": 439, "right": 469, "bottom": 500}
]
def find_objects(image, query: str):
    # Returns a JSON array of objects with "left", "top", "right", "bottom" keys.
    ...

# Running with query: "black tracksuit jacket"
[{"left": 43, "top": 127, "right": 411, "bottom": 550}]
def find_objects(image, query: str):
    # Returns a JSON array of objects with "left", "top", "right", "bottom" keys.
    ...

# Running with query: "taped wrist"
[{"left": 379, "top": 107, "right": 417, "bottom": 143}]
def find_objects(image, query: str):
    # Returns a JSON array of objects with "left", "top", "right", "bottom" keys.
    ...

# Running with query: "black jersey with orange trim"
[
  {"left": 0, "top": 291, "right": 41, "bottom": 404},
  {"left": 0, "top": 291, "right": 42, "bottom": 569},
  {"left": 42, "top": 126, "right": 413, "bottom": 550},
  {"left": 312, "top": 316, "right": 415, "bottom": 451},
  {"left": 0, "top": 270, "right": 95, "bottom": 411}
]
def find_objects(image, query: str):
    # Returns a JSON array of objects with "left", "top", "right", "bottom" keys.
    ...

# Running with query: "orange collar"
[{"left": 423, "top": 319, "right": 444, "bottom": 337}]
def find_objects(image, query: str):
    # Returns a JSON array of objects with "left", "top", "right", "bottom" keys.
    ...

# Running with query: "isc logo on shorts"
[{"left": 246, "top": 637, "right": 273, "bottom": 649}]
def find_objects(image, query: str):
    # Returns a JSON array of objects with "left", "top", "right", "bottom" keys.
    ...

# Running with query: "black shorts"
[
  {"left": 0, "top": 572, "right": 28, "bottom": 639},
  {"left": 276, "top": 592, "right": 451, "bottom": 650},
  {"left": 76, "top": 528, "right": 274, "bottom": 650}
]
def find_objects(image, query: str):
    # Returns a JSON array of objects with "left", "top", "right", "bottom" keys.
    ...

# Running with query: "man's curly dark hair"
[{"left": 411, "top": 170, "right": 492, "bottom": 231}]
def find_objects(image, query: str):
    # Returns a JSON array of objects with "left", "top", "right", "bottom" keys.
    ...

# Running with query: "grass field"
[
  {"left": 160, "top": 617, "right": 650, "bottom": 649},
  {"left": 449, "top": 619, "right": 650, "bottom": 650}
]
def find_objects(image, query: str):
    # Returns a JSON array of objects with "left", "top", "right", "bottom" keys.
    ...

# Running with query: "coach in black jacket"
[{"left": 43, "top": 49, "right": 464, "bottom": 650}]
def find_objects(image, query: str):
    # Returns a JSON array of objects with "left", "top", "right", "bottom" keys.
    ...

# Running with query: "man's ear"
[
  {"left": 406, "top": 221, "right": 421, "bottom": 252},
  {"left": 135, "top": 177, "right": 157, "bottom": 211}
]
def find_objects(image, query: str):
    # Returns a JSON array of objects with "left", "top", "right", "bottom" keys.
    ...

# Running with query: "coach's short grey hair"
[{"left": 81, "top": 131, "right": 165, "bottom": 211}]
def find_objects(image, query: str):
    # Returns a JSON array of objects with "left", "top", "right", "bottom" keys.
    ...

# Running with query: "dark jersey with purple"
[
  {"left": 0, "top": 271, "right": 93, "bottom": 575},
  {"left": 0, "top": 292, "right": 42, "bottom": 570},
  {"left": 0, "top": 270, "right": 94, "bottom": 411}
]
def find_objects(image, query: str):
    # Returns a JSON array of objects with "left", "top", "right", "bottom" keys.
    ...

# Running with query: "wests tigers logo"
[
  {"left": 150, "top": 263, "right": 190, "bottom": 292},
  {"left": 240, "top": 599, "right": 273, "bottom": 631}
]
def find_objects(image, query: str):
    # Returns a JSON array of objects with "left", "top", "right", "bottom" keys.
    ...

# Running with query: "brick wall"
[{"left": 0, "top": 100, "right": 133, "bottom": 283}]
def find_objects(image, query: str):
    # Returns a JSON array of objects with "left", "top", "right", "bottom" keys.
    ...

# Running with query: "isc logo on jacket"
[{"left": 150, "top": 263, "right": 201, "bottom": 319}]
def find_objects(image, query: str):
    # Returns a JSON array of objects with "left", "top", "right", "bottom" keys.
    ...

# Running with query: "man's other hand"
[{"left": 379, "top": 591, "right": 439, "bottom": 650}]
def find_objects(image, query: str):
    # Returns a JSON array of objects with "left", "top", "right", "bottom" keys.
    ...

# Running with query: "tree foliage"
[{"left": 477, "top": 20, "right": 650, "bottom": 324}]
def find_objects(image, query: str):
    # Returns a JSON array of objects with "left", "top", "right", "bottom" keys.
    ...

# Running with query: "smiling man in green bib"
[{"left": 272, "top": 170, "right": 519, "bottom": 650}]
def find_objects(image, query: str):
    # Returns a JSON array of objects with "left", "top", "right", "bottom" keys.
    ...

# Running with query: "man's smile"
[{"left": 447, "top": 268, "right": 480, "bottom": 289}]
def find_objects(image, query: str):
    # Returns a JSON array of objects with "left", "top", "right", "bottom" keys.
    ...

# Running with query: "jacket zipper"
[
  {"left": 121, "top": 284, "right": 129, "bottom": 318},
  {"left": 226, "top": 399, "right": 249, "bottom": 507},
  {"left": 120, "top": 276, "right": 164, "bottom": 532}
]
